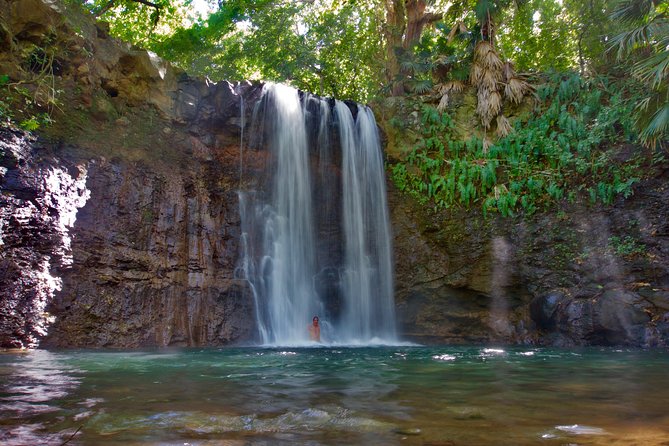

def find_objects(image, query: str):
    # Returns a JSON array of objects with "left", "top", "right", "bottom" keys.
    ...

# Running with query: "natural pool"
[{"left": 1, "top": 346, "right": 668, "bottom": 445}]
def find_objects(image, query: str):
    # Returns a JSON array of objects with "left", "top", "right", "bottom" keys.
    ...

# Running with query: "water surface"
[{"left": 1, "top": 346, "right": 668, "bottom": 445}]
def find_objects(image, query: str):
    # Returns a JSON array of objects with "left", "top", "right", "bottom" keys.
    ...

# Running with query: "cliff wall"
[{"left": 1, "top": 0, "right": 667, "bottom": 348}]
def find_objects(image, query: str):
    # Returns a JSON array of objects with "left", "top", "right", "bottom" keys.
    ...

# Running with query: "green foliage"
[
  {"left": 389, "top": 73, "right": 648, "bottom": 217},
  {"left": 78, "top": 0, "right": 197, "bottom": 50},
  {"left": 0, "top": 75, "right": 57, "bottom": 132},
  {"left": 608, "top": 0, "right": 669, "bottom": 147},
  {"left": 0, "top": 36, "right": 63, "bottom": 132},
  {"left": 79, "top": 0, "right": 384, "bottom": 102},
  {"left": 496, "top": 0, "right": 620, "bottom": 73},
  {"left": 608, "top": 235, "right": 646, "bottom": 257}
]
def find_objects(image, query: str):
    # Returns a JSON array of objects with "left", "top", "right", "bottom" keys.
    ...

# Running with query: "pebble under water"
[{"left": 1, "top": 346, "right": 668, "bottom": 445}]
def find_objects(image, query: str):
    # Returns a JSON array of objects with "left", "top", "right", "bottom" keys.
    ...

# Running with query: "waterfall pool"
[{"left": 2, "top": 346, "right": 668, "bottom": 445}]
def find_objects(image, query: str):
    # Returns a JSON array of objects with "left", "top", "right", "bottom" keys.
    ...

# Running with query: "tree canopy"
[{"left": 70, "top": 0, "right": 667, "bottom": 144}]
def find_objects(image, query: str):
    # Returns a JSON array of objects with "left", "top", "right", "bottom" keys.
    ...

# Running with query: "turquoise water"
[{"left": 1, "top": 346, "right": 668, "bottom": 445}]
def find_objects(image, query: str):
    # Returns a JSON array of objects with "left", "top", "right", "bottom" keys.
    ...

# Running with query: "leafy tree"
[
  {"left": 78, "top": 0, "right": 196, "bottom": 49},
  {"left": 155, "top": 0, "right": 384, "bottom": 102},
  {"left": 496, "top": 0, "right": 618, "bottom": 73},
  {"left": 383, "top": 0, "right": 444, "bottom": 95}
]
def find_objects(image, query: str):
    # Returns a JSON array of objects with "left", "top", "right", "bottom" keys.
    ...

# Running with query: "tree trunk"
[
  {"left": 384, "top": 0, "right": 443, "bottom": 96},
  {"left": 384, "top": 0, "right": 406, "bottom": 95},
  {"left": 404, "top": 0, "right": 442, "bottom": 48}
]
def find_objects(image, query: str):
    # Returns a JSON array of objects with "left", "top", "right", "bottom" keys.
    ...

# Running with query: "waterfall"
[
  {"left": 236, "top": 82, "right": 245, "bottom": 187},
  {"left": 337, "top": 102, "right": 396, "bottom": 342},
  {"left": 239, "top": 83, "right": 396, "bottom": 345}
]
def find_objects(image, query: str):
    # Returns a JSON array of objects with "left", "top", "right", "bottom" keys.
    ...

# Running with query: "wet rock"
[
  {"left": 591, "top": 290, "right": 650, "bottom": 345},
  {"left": 394, "top": 427, "right": 422, "bottom": 435},
  {"left": 530, "top": 292, "right": 567, "bottom": 330}
]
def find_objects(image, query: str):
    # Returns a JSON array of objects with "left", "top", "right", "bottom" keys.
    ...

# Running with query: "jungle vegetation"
[{"left": 23, "top": 0, "right": 669, "bottom": 215}]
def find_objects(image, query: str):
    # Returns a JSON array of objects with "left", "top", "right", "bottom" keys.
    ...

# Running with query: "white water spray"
[{"left": 240, "top": 84, "right": 396, "bottom": 345}]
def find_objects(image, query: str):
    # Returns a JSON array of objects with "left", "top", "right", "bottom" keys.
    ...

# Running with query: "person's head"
[{"left": 312, "top": 316, "right": 319, "bottom": 326}]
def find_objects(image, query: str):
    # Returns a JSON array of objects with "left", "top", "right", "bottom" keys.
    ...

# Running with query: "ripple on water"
[
  {"left": 555, "top": 424, "right": 608, "bottom": 435},
  {"left": 432, "top": 354, "right": 456, "bottom": 362},
  {"left": 87, "top": 407, "right": 392, "bottom": 437}
]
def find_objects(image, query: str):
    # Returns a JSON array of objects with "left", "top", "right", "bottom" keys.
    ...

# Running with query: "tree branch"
[{"left": 94, "top": 0, "right": 163, "bottom": 18}]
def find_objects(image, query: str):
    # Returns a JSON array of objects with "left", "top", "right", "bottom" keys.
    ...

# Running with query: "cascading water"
[
  {"left": 337, "top": 102, "right": 396, "bottom": 342},
  {"left": 239, "top": 83, "right": 396, "bottom": 345}
]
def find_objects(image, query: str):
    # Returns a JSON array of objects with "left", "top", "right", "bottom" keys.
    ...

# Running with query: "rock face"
[
  {"left": 0, "top": 0, "right": 262, "bottom": 347},
  {"left": 0, "top": 129, "right": 88, "bottom": 348},
  {"left": 390, "top": 166, "right": 669, "bottom": 347},
  {"left": 44, "top": 154, "right": 256, "bottom": 347}
]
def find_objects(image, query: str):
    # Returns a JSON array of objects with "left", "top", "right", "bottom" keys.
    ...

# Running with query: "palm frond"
[
  {"left": 504, "top": 77, "right": 532, "bottom": 103},
  {"left": 459, "top": 21, "right": 468, "bottom": 34},
  {"left": 610, "top": 0, "right": 654, "bottom": 23},
  {"left": 444, "top": 80, "right": 465, "bottom": 93},
  {"left": 437, "top": 92, "right": 450, "bottom": 111},
  {"left": 609, "top": 24, "right": 652, "bottom": 59},
  {"left": 489, "top": 90, "right": 502, "bottom": 116},
  {"left": 502, "top": 61, "right": 516, "bottom": 82},
  {"left": 479, "top": 69, "right": 499, "bottom": 90},
  {"left": 475, "top": 0, "right": 501, "bottom": 24},
  {"left": 495, "top": 114, "right": 513, "bottom": 138},
  {"left": 474, "top": 41, "right": 495, "bottom": 59},
  {"left": 481, "top": 49, "right": 504, "bottom": 71},
  {"left": 632, "top": 48, "right": 669, "bottom": 88},
  {"left": 469, "top": 62, "right": 483, "bottom": 84},
  {"left": 447, "top": 21, "right": 469, "bottom": 43},
  {"left": 476, "top": 89, "right": 502, "bottom": 128},
  {"left": 609, "top": 18, "right": 669, "bottom": 59},
  {"left": 408, "top": 78, "right": 434, "bottom": 94},
  {"left": 635, "top": 90, "right": 669, "bottom": 147},
  {"left": 639, "top": 101, "right": 669, "bottom": 147}
]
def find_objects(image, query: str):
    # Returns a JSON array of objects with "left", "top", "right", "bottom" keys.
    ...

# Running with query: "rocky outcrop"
[
  {"left": 43, "top": 153, "right": 255, "bottom": 347},
  {"left": 0, "top": 0, "right": 263, "bottom": 347},
  {"left": 0, "top": 128, "right": 88, "bottom": 348},
  {"left": 390, "top": 165, "right": 669, "bottom": 347}
]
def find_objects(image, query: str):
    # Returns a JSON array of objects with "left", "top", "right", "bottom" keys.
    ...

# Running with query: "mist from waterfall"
[{"left": 239, "top": 83, "right": 396, "bottom": 346}]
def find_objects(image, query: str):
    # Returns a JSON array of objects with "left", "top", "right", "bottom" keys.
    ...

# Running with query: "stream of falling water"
[{"left": 239, "top": 84, "right": 396, "bottom": 346}]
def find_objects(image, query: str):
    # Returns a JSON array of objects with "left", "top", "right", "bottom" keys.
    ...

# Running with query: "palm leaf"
[
  {"left": 610, "top": 0, "right": 654, "bottom": 23},
  {"left": 474, "top": 41, "right": 495, "bottom": 59},
  {"left": 480, "top": 69, "right": 499, "bottom": 90},
  {"left": 609, "top": 24, "right": 653, "bottom": 59},
  {"left": 481, "top": 49, "right": 504, "bottom": 71},
  {"left": 636, "top": 91, "right": 669, "bottom": 147},
  {"left": 437, "top": 92, "right": 450, "bottom": 111},
  {"left": 504, "top": 77, "right": 532, "bottom": 103},
  {"left": 609, "top": 18, "right": 669, "bottom": 59},
  {"left": 475, "top": 0, "right": 501, "bottom": 24},
  {"left": 632, "top": 48, "right": 669, "bottom": 88},
  {"left": 495, "top": 114, "right": 513, "bottom": 138},
  {"left": 408, "top": 79, "right": 434, "bottom": 94},
  {"left": 444, "top": 80, "right": 465, "bottom": 93},
  {"left": 502, "top": 61, "right": 516, "bottom": 81},
  {"left": 469, "top": 62, "right": 484, "bottom": 84}
]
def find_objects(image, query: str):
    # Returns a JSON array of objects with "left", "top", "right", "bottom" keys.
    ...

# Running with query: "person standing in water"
[{"left": 308, "top": 316, "right": 321, "bottom": 342}]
